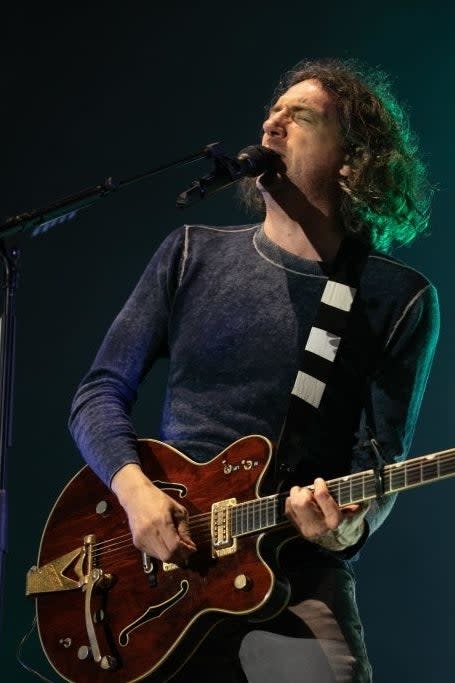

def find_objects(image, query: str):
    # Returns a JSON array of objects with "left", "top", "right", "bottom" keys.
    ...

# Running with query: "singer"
[{"left": 69, "top": 58, "right": 439, "bottom": 682}]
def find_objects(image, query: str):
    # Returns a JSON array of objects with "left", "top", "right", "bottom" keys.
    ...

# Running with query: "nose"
[{"left": 263, "top": 108, "right": 290, "bottom": 138}]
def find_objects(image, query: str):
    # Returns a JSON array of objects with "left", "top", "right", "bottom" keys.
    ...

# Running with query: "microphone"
[
  {"left": 176, "top": 142, "right": 281, "bottom": 208},
  {"left": 235, "top": 144, "right": 282, "bottom": 177}
]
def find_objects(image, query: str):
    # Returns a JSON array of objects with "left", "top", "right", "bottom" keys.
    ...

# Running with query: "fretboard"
[{"left": 231, "top": 447, "right": 455, "bottom": 538}]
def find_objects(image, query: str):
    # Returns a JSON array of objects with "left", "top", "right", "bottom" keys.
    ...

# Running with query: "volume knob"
[
  {"left": 234, "top": 574, "right": 252, "bottom": 591},
  {"left": 77, "top": 645, "right": 91, "bottom": 660}
]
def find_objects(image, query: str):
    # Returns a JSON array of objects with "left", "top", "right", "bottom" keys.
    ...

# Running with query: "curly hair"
[{"left": 240, "top": 58, "right": 432, "bottom": 253}]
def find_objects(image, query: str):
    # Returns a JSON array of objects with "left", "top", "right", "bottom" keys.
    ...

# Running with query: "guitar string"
[
  {"left": 92, "top": 498, "right": 285, "bottom": 558},
  {"left": 93, "top": 459, "right": 446, "bottom": 562},
  {"left": 91, "top": 508, "right": 222, "bottom": 553},
  {"left": 92, "top": 502, "right": 286, "bottom": 555},
  {"left": 92, "top": 482, "right": 449, "bottom": 559},
  {"left": 90, "top": 453, "right": 455, "bottom": 558},
  {"left": 92, "top": 492, "right": 414, "bottom": 561},
  {"left": 93, "top": 510, "right": 213, "bottom": 550},
  {"left": 92, "top": 448, "right": 455, "bottom": 547},
  {"left": 92, "top": 452, "right": 455, "bottom": 558}
]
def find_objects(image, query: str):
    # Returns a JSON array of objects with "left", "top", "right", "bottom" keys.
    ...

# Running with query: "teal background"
[{"left": 1, "top": 1, "right": 454, "bottom": 680}]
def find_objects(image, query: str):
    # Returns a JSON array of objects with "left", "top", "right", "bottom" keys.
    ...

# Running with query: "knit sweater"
[{"left": 69, "top": 223, "right": 439, "bottom": 550}]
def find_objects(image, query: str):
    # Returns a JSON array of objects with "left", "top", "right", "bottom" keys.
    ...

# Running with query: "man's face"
[{"left": 261, "top": 78, "right": 349, "bottom": 201}]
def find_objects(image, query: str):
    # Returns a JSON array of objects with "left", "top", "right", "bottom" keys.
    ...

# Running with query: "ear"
[{"left": 339, "top": 155, "right": 351, "bottom": 179}]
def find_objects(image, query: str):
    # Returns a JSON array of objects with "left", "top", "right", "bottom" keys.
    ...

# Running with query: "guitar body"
[{"left": 32, "top": 435, "right": 291, "bottom": 683}]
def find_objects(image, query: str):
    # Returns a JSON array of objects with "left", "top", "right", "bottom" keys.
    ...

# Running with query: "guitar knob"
[
  {"left": 234, "top": 574, "right": 252, "bottom": 591},
  {"left": 77, "top": 645, "right": 92, "bottom": 660},
  {"left": 96, "top": 500, "right": 109, "bottom": 516}
]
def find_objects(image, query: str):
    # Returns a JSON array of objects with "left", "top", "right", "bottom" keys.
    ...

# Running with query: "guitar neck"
[
  {"left": 231, "top": 447, "right": 455, "bottom": 538},
  {"left": 328, "top": 447, "right": 455, "bottom": 505}
]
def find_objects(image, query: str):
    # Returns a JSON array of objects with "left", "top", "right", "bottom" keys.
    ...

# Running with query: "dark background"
[{"left": 1, "top": 2, "right": 454, "bottom": 680}]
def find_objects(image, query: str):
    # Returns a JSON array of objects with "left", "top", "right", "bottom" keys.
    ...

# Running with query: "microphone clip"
[{"left": 176, "top": 142, "right": 246, "bottom": 208}]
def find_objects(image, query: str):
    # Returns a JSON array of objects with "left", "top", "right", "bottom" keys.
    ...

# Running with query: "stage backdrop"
[{"left": 1, "top": 2, "right": 454, "bottom": 681}]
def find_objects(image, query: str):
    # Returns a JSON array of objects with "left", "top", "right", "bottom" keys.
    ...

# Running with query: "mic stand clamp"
[{"left": 176, "top": 142, "right": 244, "bottom": 208}]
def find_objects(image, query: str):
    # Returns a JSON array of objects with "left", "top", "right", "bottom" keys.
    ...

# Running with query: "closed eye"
[{"left": 291, "top": 107, "right": 316, "bottom": 123}]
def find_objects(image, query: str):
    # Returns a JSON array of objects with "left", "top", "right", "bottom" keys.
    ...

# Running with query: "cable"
[{"left": 16, "top": 615, "right": 56, "bottom": 683}]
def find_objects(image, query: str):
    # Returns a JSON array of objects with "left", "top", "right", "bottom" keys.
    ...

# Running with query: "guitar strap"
[{"left": 274, "top": 236, "right": 371, "bottom": 485}]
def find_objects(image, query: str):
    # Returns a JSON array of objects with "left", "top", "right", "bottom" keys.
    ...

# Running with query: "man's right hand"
[{"left": 111, "top": 463, "right": 197, "bottom": 566}]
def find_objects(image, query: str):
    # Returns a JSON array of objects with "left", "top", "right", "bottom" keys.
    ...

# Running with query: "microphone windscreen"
[{"left": 236, "top": 145, "right": 281, "bottom": 177}]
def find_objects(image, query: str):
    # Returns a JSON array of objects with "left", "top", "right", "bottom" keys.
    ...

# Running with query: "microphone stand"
[
  {"left": 0, "top": 240, "right": 18, "bottom": 638},
  {"left": 0, "top": 140, "right": 236, "bottom": 632}
]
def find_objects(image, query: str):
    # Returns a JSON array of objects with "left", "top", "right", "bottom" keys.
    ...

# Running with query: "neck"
[
  {"left": 263, "top": 203, "right": 343, "bottom": 262},
  {"left": 259, "top": 174, "right": 344, "bottom": 262}
]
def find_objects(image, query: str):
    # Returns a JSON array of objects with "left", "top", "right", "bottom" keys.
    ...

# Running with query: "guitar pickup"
[{"left": 211, "top": 498, "right": 237, "bottom": 558}]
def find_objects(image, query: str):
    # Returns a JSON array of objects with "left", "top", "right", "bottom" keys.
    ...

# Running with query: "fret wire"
[
  {"left": 233, "top": 495, "right": 284, "bottom": 536},
  {"left": 334, "top": 451, "right": 455, "bottom": 499},
  {"left": 232, "top": 451, "right": 455, "bottom": 537},
  {"left": 385, "top": 470, "right": 392, "bottom": 493}
]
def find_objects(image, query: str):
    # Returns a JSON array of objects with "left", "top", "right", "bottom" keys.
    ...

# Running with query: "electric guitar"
[{"left": 26, "top": 435, "right": 455, "bottom": 683}]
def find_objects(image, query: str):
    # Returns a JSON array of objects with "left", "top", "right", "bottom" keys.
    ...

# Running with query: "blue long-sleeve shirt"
[{"left": 69, "top": 223, "right": 439, "bottom": 550}]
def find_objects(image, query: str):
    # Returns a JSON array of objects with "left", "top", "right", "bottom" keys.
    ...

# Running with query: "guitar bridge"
[{"left": 211, "top": 498, "right": 237, "bottom": 558}]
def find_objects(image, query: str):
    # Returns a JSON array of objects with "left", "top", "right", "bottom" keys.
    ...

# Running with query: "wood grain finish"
[{"left": 33, "top": 435, "right": 288, "bottom": 683}]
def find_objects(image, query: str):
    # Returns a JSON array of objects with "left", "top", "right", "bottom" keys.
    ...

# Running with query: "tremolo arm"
[{"left": 26, "top": 534, "right": 117, "bottom": 671}]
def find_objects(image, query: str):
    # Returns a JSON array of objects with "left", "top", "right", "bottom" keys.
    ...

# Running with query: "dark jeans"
[{"left": 169, "top": 566, "right": 372, "bottom": 682}]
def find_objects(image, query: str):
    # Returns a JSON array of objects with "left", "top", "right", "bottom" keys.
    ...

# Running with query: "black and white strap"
[
  {"left": 291, "top": 279, "right": 356, "bottom": 409},
  {"left": 275, "top": 237, "right": 369, "bottom": 479}
]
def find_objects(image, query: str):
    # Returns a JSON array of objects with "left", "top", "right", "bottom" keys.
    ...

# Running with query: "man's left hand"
[{"left": 285, "top": 477, "right": 369, "bottom": 552}]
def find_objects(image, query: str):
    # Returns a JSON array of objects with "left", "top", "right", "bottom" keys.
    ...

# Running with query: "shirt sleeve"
[
  {"left": 68, "top": 227, "right": 186, "bottom": 487},
  {"left": 344, "top": 281, "right": 440, "bottom": 558}
]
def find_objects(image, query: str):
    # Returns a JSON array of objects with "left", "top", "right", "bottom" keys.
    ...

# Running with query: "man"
[{"left": 69, "top": 58, "right": 439, "bottom": 681}]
